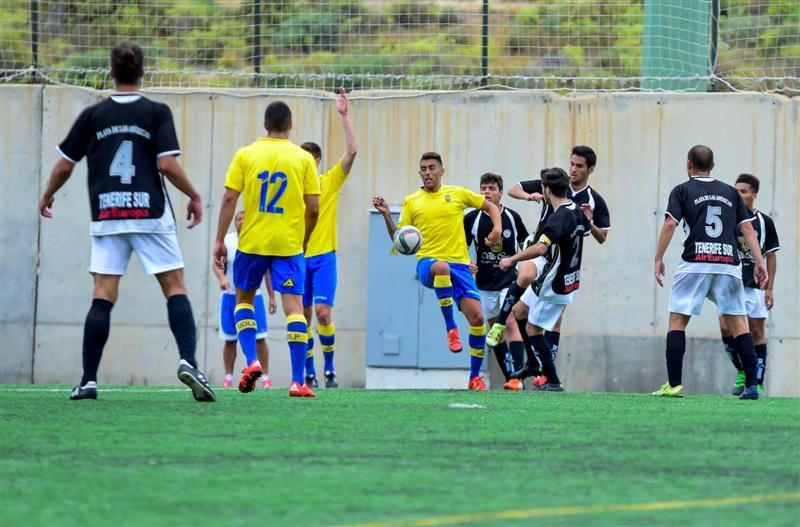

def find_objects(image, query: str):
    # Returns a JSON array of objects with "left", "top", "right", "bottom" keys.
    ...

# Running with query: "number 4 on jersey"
[{"left": 110, "top": 140, "right": 136, "bottom": 184}]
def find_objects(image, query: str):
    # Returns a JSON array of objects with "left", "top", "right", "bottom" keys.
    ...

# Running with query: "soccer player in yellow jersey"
[
  {"left": 299, "top": 88, "right": 358, "bottom": 389},
  {"left": 373, "top": 152, "right": 502, "bottom": 390},
  {"left": 213, "top": 101, "right": 321, "bottom": 398}
]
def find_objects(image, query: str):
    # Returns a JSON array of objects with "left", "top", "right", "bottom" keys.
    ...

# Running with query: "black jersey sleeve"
[
  {"left": 510, "top": 209, "right": 530, "bottom": 243},
  {"left": 538, "top": 212, "right": 566, "bottom": 246},
  {"left": 519, "top": 179, "right": 543, "bottom": 195},
  {"left": 665, "top": 184, "right": 685, "bottom": 224},
  {"left": 58, "top": 107, "right": 92, "bottom": 163},
  {"left": 154, "top": 103, "right": 181, "bottom": 157},
  {"left": 763, "top": 214, "right": 780, "bottom": 253},
  {"left": 592, "top": 192, "right": 611, "bottom": 229},
  {"left": 463, "top": 210, "right": 478, "bottom": 247}
]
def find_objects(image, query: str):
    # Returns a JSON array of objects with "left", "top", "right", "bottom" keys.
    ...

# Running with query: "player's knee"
[
  {"left": 511, "top": 302, "right": 527, "bottom": 320},
  {"left": 517, "top": 262, "right": 536, "bottom": 286},
  {"left": 316, "top": 306, "right": 332, "bottom": 325},
  {"left": 430, "top": 260, "right": 450, "bottom": 275}
]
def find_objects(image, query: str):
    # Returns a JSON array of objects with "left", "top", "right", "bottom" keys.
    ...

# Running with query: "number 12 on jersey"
[{"left": 257, "top": 170, "right": 287, "bottom": 214}]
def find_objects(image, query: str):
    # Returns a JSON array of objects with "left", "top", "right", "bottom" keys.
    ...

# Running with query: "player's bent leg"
[
  {"left": 460, "top": 295, "right": 487, "bottom": 391},
  {"left": 235, "top": 288, "right": 262, "bottom": 392},
  {"left": 719, "top": 319, "right": 744, "bottom": 394},
  {"left": 488, "top": 264, "right": 535, "bottom": 347},
  {"left": 428, "top": 260, "right": 462, "bottom": 352},
  {"left": 315, "top": 304, "right": 338, "bottom": 388}
]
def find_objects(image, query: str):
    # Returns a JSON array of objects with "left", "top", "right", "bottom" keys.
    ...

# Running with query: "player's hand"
[
  {"left": 581, "top": 203, "right": 594, "bottom": 222},
  {"left": 336, "top": 86, "right": 348, "bottom": 115},
  {"left": 486, "top": 228, "right": 501, "bottom": 248},
  {"left": 528, "top": 192, "right": 543, "bottom": 203},
  {"left": 499, "top": 257, "right": 514, "bottom": 271},
  {"left": 268, "top": 297, "right": 277, "bottom": 314},
  {"left": 372, "top": 195, "right": 389, "bottom": 214},
  {"left": 186, "top": 196, "right": 203, "bottom": 229},
  {"left": 754, "top": 261, "right": 768, "bottom": 290},
  {"left": 655, "top": 259, "right": 665, "bottom": 287},
  {"left": 219, "top": 278, "right": 231, "bottom": 291},
  {"left": 469, "top": 260, "right": 478, "bottom": 275},
  {"left": 39, "top": 193, "right": 54, "bottom": 218},
  {"left": 213, "top": 240, "right": 227, "bottom": 269},
  {"left": 765, "top": 289, "right": 775, "bottom": 311}
]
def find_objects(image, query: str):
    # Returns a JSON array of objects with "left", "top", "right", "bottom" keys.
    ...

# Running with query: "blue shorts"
[
  {"left": 303, "top": 251, "right": 337, "bottom": 307},
  {"left": 416, "top": 258, "right": 481, "bottom": 308},
  {"left": 233, "top": 251, "right": 305, "bottom": 295},
  {"left": 219, "top": 293, "right": 268, "bottom": 341}
]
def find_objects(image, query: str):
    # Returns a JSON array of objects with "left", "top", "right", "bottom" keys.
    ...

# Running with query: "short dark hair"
[
  {"left": 110, "top": 42, "right": 144, "bottom": 85},
  {"left": 264, "top": 101, "right": 292, "bottom": 132},
  {"left": 688, "top": 145, "right": 714, "bottom": 172},
  {"left": 420, "top": 151, "right": 443, "bottom": 166},
  {"left": 300, "top": 142, "right": 322, "bottom": 159},
  {"left": 479, "top": 172, "right": 503, "bottom": 191},
  {"left": 541, "top": 167, "right": 569, "bottom": 198},
  {"left": 571, "top": 145, "right": 596, "bottom": 168},
  {"left": 736, "top": 173, "right": 760, "bottom": 193}
]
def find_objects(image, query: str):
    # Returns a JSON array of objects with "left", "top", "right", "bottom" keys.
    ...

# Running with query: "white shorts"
[
  {"left": 668, "top": 272, "right": 746, "bottom": 316},
  {"left": 744, "top": 287, "right": 768, "bottom": 319},
  {"left": 479, "top": 288, "right": 508, "bottom": 320},
  {"left": 526, "top": 291, "right": 566, "bottom": 332},
  {"left": 89, "top": 232, "right": 184, "bottom": 276}
]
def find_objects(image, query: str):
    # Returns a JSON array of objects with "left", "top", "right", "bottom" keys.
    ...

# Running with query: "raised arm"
[
  {"left": 480, "top": 199, "right": 502, "bottom": 247},
  {"left": 159, "top": 155, "right": 203, "bottom": 228},
  {"left": 508, "top": 182, "right": 542, "bottom": 202},
  {"left": 39, "top": 158, "right": 76, "bottom": 217},
  {"left": 336, "top": 87, "right": 358, "bottom": 175},
  {"left": 372, "top": 195, "right": 398, "bottom": 240}
]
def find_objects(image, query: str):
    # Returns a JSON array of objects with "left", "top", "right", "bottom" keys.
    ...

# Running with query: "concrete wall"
[{"left": 1, "top": 86, "right": 797, "bottom": 396}]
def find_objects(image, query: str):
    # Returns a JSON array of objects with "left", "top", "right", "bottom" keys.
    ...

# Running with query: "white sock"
[{"left": 224, "top": 373, "right": 233, "bottom": 381}]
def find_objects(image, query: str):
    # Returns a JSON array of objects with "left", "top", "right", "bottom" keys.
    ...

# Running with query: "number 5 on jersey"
[{"left": 258, "top": 170, "right": 287, "bottom": 214}]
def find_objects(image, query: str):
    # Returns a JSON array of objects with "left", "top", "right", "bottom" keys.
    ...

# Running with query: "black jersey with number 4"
[
  {"left": 464, "top": 206, "right": 529, "bottom": 291},
  {"left": 519, "top": 179, "right": 610, "bottom": 244},
  {"left": 665, "top": 177, "right": 752, "bottom": 277},
  {"left": 737, "top": 210, "right": 780, "bottom": 289},
  {"left": 58, "top": 93, "right": 181, "bottom": 235},
  {"left": 532, "top": 202, "right": 592, "bottom": 304}
]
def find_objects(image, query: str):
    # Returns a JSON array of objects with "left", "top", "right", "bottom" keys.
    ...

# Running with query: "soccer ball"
[{"left": 393, "top": 226, "right": 422, "bottom": 255}]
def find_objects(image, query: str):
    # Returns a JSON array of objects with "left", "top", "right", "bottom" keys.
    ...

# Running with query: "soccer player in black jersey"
[
  {"left": 488, "top": 146, "right": 610, "bottom": 363},
  {"left": 718, "top": 174, "right": 780, "bottom": 395},
  {"left": 39, "top": 42, "right": 215, "bottom": 402},
  {"left": 499, "top": 168, "right": 592, "bottom": 391},
  {"left": 463, "top": 173, "right": 529, "bottom": 387},
  {"left": 654, "top": 146, "right": 767, "bottom": 400}
]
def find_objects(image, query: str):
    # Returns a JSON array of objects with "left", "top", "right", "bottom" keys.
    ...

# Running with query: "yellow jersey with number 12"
[
  {"left": 306, "top": 161, "right": 348, "bottom": 258},
  {"left": 225, "top": 137, "right": 320, "bottom": 256},
  {"left": 399, "top": 184, "right": 485, "bottom": 264}
]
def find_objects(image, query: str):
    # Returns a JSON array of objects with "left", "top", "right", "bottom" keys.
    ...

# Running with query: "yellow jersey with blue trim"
[
  {"left": 224, "top": 137, "right": 320, "bottom": 256},
  {"left": 306, "top": 161, "right": 348, "bottom": 258},
  {"left": 399, "top": 185, "right": 485, "bottom": 264}
]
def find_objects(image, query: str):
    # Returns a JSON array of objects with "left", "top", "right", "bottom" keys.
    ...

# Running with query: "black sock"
[
  {"left": 167, "top": 294, "right": 197, "bottom": 368},
  {"left": 81, "top": 299, "right": 113, "bottom": 385},
  {"left": 493, "top": 341, "right": 511, "bottom": 380},
  {"left": 516, "top": 317, "right": 539, "bottom": 373},
  {"left": 496, "top": 281, "right": 525, "bottom": 325},
  {"left": 508, "top": 341, "right": 525, "bottom": 377},
  {"left": 754, "top": 343, "right": 767, "bottom": 386},
  {"left": 532, "top": 334, "right": 559, "bottom": 384},
  {"left": 722, "top": 335, "right": 742, "bottom": 371},
  {"left": 734, "top": 333, "right": 757, "bottom": 388},
  {"left": 666, "top": 330, "right": 686, "bottom": 387},
  {"left": 545, "top": 330, "right": 560, "bottom": 361}
]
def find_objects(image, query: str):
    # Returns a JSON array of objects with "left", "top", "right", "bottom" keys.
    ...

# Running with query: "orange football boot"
[
  {"left": 289, "top": 381, "right": 316, "bottom": 398},
  {"left": 503, "top": 378, "right": 523, "bottom": 391},
  {"left": 468, "top": 376, "right": 487, "bottom": 391},
  {"left": 238, "top": 360, "right": 262, "bottom": 393},
  {"left": 447, "top": 328, "right": 463, "bottom": 353},
  {"left": 533, "top": 375, "right": 548, "bottom": 389}
]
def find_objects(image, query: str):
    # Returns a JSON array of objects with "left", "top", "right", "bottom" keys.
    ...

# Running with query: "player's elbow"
[
  {"left": 305, "top": 196, "right": 320, "bottom": 218},
  {"left": 157, "top": 155, "right": 182, "bottom": 178}
]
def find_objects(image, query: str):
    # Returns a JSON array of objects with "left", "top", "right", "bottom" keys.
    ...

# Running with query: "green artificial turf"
[{"left": 1, "top": 387, "right": 798, "bottom": 527}]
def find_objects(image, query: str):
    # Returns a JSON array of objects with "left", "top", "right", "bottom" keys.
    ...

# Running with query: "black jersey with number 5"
[
  {"left": 532, "top": 202, "right": 592, "bottom": 304},
  {"left": 58, "top": 93, "right": 181, "bottom": 235},
  {"left": 665, "top": 177, "right": 752, "bottom": 277}
]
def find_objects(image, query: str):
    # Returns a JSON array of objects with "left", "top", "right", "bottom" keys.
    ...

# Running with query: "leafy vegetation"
[{"left": 0, "top": 0, "right": 797, "bottom": 91}]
